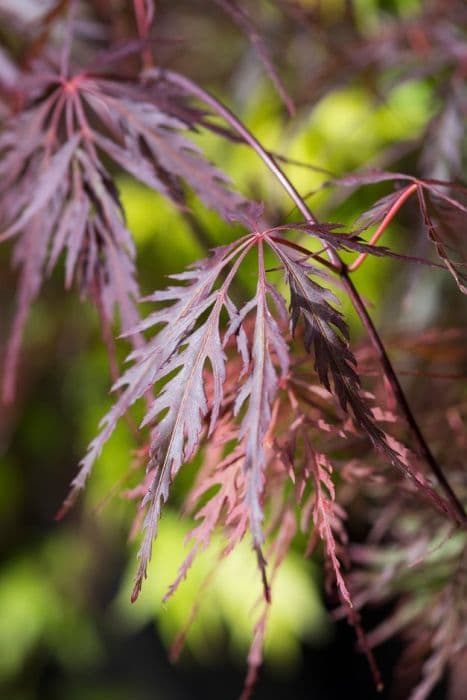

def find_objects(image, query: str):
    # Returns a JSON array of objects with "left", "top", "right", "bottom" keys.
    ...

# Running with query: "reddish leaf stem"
[
  {"left": 269, "top": 235, "right": 337, "bottom": 271},
  {"left": 156, "top": 69, "right": 466, "bottom": 525},
  {"left": 348, "top": 183, "right": 418, "bottom": 272}
]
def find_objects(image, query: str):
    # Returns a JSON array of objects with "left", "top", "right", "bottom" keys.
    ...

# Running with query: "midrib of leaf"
[
  {"left": 240, "top": 240, "right": 276, "bottom": 546},
  {"left": 248, "top": 253, "right": 268, "bottom": 453}
]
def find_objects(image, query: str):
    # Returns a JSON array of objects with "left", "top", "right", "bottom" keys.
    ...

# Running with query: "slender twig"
[
  {"left": 133, "top": 0, "right": 154, "bottom": 70},
  {"left": 59, "top": 0, "right": 76, "bottom": 78},
  {"left": 153, "top": 71, "right": 343, "bottom": 266},
  {"left": 269, "top": 236, "right": 338, "bottom": 272},
  {"left": 153, "top": 69, "right": 466, "bottom": 524},
  {"left": 348, "top": 183, "right": 418, "bottom": 272},
  {"left": 199, "top": 118, "right": 335, "bottom": 175}
]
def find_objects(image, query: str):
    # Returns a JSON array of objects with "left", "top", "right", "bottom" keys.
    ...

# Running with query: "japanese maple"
[{"left": 0, "top": 2, "right": 465, "bottom": 699}]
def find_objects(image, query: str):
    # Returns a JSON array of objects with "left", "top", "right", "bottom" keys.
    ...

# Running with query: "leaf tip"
[{"left": 131, "top": 579, "right": 142, "bottom": 603}]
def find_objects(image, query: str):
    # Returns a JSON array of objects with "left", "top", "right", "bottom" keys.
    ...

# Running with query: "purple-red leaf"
[
  {"left": 417, "top": 188, "right": 467, "bottom": 294},
  {"left": 235, "top": 247, "right": 289, "bottom": 546}
]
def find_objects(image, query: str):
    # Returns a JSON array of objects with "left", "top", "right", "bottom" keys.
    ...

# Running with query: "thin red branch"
[
  {"left": 349, "top": 183, "right": 418, "bottom": 272},
  {"left": 269, "top": 235, "right": 337, "bottom": 271}
]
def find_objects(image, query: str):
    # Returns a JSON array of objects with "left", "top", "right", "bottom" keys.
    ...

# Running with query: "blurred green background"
[{"left": 0, "top": 1, "right": 463, "bottom": 698}]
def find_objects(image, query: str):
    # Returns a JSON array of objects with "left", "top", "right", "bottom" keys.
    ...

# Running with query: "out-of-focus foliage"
[
  {"left": 0, "top": 534, "right": 101, "bottom": 680},
  {"left": 114, "top": 512, "right": 329, "bottom": 668}
]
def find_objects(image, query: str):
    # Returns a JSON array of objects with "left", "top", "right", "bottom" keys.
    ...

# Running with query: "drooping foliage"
[{"left": 1, "top": 2, "right": 466, "bottom": 699}]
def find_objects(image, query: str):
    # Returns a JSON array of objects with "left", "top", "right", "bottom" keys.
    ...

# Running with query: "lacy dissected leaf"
[
  {"left": 265, "top": 235, "right": 456, "bottom": 519},
  {"left": 165, "top": 443, "right": 247, "bottom": 602},
  {"left": 67, "top": 239, "right": 264, "bottom": 597},
  {"left": 0, "top": 115, "right": 140, "bottom": 400},
  {"left": 133, "top": 251, "right": 289, "bottom": 597},
  {"left": 417, "top": 187, "right": 467, "bottom": 294},
  {"left": 408, "top": 594, "right": 464, "bottom": 700},
  {"left": 302, "top": 444, "right": 351, "bottom": 605},
  {"left": 268, "top": 236, "right": 386, "bottom": 438},
  {"left": 81, "top": 83, "right": 257, "bottom": 223},
  {"left": 349, "top": 484, "right": 467, "bottom": 700},
  {"left": 64, "top": 241, "right": 246, "bottom": 504},
  {"left": 76, "top": 150, "right": 140, "bottom": 331},
  {"left": 2, "top": 198, "right": 65, "bottom": 402},
  {"left": 234, "top": 269, "right": 289, "bottom": 547},
  {"left": 323, "top": 171, "right": 467, "bottom": 290},
  {"left": 0, "top": 54, "right": 259, "bottom": 400},
  {"left": 131, "top": 310, "right": 228, "bottom": 598},
  {"left": 71, "top": 234, "right": 293, "bottom": 600},
  {"left": 0, "top": 129, "right": 79, "bottom": 400},
  {"left": 1, "top": 134, "right": 79, "bottom": 240},
  {"left": 275, "top": 396, "right": 352, "bottom": 606},
  {"left": 0, "top": 108, "right": 79, "bottom": 236}
]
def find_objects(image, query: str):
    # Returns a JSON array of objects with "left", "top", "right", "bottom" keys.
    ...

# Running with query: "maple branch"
[
  {"left": 133, "top": 0, "right": 154, "bottom": 69},
  {"left": 348, "top": 183, "right": 418, "bottom": 272},
  {"left": 154, "top": 70, "right": 342, "bottom": 268},
  {"left": 59, "top": 0, "right": 77, "bottom": 78},
  {"left": 155, "top": 69, "right": 467, "bottom": 525}
]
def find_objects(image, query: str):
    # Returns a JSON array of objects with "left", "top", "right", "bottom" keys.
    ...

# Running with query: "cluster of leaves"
[
  {"left": 0, "top": 2, "right": 257, "bottom": 401},
  {"left": 0, "top": 2, "right": 466, "bottom": 699},
  {"left": 341, "top": 329, "right": 467, "bottom": 700}
]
